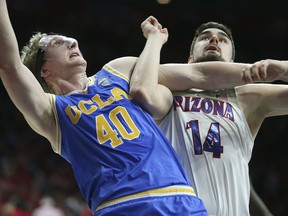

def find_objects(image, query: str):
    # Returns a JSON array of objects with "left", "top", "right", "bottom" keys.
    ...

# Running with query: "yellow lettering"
[
  {"left": 65, "top": 106, "right": 82, "bottom": 124},
  {"left": 111, "top": 88, "right": 132, "bottom": 101},
  {"left": 92, "top": 94, "right": 114, "bottom": 109},
  {"left": 79, "top": 100, "right": 97, "bottom": 114}
]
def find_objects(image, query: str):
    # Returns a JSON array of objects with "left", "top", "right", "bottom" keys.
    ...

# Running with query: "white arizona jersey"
[{"left": 159, "top": 89, "right": 253, "bottom": 216}]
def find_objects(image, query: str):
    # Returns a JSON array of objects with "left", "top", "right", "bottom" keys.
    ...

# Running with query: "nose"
[
  {"left": 67, "top": 39, "right": 77, "bottom": 49},
  {"left": 209, "top": 35, "right": 219, "bottom": 44}
]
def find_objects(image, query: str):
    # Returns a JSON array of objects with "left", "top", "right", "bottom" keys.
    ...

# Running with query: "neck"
[{"left": 51, "top": 71, "right": 89, "bottom": 95}]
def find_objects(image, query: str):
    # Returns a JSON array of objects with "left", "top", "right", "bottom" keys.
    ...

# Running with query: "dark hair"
[{"left": 190, "top": 22, "right": 235, "bottom": 60}]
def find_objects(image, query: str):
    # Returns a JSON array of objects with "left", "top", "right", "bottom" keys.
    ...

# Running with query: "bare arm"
[
  {"left": 250, "top": 180, "right": 274, "bottom": 216},
  {"left": 0, "top": 0, "right": 55, "bottom": 143},
  {"left": 158, "top": 61, "right": 263, "bottom": 91},
  {"left": 241, "top": 59, "right": 288, "bottom": 215},
  {"left": 158, "top": 58, "right": 288, "bottom": 92},
  {"left": 236, "top": 83, "right": 288, "bottom": 139},
  {"left": 106, "top": 56, "right": 138, "bottom": 79},
  {"left": 233, "top": 59, "right": 288, "bottom": 138},
  {"left": 244, "top": 59, "right": 288, "bottom": 82},
  {"left": 130, "top": 16, "right": 173, "bottom": 120}
]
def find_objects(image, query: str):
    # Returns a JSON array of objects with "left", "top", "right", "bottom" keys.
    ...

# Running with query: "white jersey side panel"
[{"left": 159, "top": 89, "right": 253, "bottom": 216}]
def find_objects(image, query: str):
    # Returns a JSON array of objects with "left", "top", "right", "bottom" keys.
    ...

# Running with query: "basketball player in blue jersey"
[
  {"left": 0, "top": 0, "right": 279, "bottom": 215},
  {"left": 132, "top": 17, "right": 288, "bottom": 216}
]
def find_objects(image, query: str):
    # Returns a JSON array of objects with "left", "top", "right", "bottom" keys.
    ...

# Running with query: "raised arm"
[
  {"left": 0, "top": 1, "right": 55, "bottom": 142},
  {"left": 129, "top": 16, "right": 173, "bottom": 120}
]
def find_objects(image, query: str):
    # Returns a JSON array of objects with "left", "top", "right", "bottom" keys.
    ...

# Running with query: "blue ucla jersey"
[{"left": 49, "top": 65, "right": 203, "bottom": 214}]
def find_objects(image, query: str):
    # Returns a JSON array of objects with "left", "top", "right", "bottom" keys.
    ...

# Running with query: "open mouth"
[
  {"left": 69, "top": 52, "right": 80, "bottom": 58},
  {"left": 205, "top": 45, "right": 220, "bottom": 52}
]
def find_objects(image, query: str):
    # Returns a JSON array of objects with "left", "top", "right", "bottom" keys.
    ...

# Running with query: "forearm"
[
  {"left": 159, "top": 62, "right": 251, "bottom": 91},
  {"left": 129, "top": 34, "right": 163, "bottom": 105},
  {"left": 130, "top": 34, "right": 162, "bottom": 88},
  {"left": 0, "top": 0, "right": 21, "bottom": 73},
  {"left": 198, "top": 62, "right": 251, "bottom": 89},
  {"left": 129, "top": 24, "right": 172, "bottom": 119},
  {"left": 0, "top": 0, "right": 54, "bottom": 139}
]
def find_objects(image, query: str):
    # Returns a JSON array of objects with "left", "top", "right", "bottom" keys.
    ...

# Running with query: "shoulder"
[
  {"left": 235, "top": 83, "right": 280, "bottom": 99},
  {"left": 106, "top": 57, "right": 138, "bottom": 79}
]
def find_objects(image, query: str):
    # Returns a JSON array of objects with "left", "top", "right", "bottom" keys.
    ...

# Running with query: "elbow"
[
  {"left": 129, "top": 85, "right": 154, "bottom": 108},
  {"left": 130, "top": 86, "right": 148, "bottom": 103}
]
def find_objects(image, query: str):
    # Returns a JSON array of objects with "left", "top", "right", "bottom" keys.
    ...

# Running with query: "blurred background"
[{"left": 1, "top": 0, "right": 288, "bottom": 215}]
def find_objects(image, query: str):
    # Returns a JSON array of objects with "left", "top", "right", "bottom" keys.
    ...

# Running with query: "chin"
[{"left": 194, "top": 54, "right": 225, "bottom": 63}]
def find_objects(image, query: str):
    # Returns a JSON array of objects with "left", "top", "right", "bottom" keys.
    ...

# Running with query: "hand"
[
  {"left": 242, "top": 59, "right": 288, "bottom": 83},
  {"left": 141, "top": 16, "right": 168, "bottom": 45}
]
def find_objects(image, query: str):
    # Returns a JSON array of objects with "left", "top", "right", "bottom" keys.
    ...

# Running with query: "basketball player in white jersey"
[{"left": 131, "top": 17, "right": 288, "bottom": 216}]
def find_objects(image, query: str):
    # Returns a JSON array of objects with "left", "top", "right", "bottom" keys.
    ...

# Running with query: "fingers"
[
  {"left": 145, "top": 15, "right": 159, "bottom": 27},
  {"left": 242, "top": 68, "right": 253, "bottom": 83},
  {"left": 258, "top": 62, "right": 268, "bottom": 80},
  {"left": 242, "top": 61, "right": 268, "bottom": 83},
  {"left": 242, "top": 59, "right": 288, "bottom": 83},
  {"left": 141, "top": 15, "right": 168, "bottom": 44},
  {"left": 144, "top": 15, "right": 165, "bottom": 30},
  {"left": 161, "top": 27, "right": 168, "bottom": 35}
]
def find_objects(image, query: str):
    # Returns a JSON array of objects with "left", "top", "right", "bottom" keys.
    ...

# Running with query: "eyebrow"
[
  {"left": 46, "top": 35, "right": 64, "bottom": 44},
  {"left": 199, "top": 30, "right": 229, "bottom": 39},
  {"left": 48, "top": 36, "right": 64, "bottom": 44},
  {"left": 51, "top": 36, "right": 64, "bottom": 41}
]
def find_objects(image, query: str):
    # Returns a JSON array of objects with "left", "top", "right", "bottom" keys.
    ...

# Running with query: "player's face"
[
  {"left": 189, "top": 28, "right": 233, "bottom": 63},
  {"left": 39, "top": 35, "right": 87, "bottom": 75}
]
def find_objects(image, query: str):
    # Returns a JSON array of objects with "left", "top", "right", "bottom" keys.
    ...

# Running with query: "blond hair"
[{"left": 20, "top": 32, "right": 50, "bottom": 92}]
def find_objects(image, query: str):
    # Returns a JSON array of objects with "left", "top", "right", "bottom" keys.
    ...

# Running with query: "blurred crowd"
[{"left": 0, "top": 85, "right": 92, "bottom": 216}]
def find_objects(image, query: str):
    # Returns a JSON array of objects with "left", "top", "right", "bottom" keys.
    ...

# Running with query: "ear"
[
  {"left": 40, "top": 62, "right": 52, "bottom": 78},
  {"left": 188, "top": 55, "right": 194, "bottom": 64},
  {"left": 40, "top": 66, "right": 51, "bottom": 79}
]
